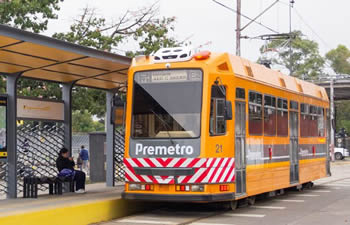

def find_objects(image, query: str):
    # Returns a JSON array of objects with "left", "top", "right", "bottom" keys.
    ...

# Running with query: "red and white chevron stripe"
[{"left": 124, "top": 157, "right": 235, "bottom": 184}]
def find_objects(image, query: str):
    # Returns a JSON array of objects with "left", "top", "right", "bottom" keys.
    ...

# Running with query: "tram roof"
[
  {"left": 227, "top": 54, "right": 329, "bottom": 102},
  {"left": 0, "top": 25, "right": 131, "bottom": 90}
]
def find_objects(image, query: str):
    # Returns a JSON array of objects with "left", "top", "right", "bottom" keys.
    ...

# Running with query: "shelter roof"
[{"left": 0, "top": 25, "right": 131, "bottom": 90}]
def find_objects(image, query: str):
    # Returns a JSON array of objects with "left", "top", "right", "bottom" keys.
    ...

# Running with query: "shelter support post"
[
  {"left": 6, "top": 72, "right": 23, "bottom": 198},
  {"left": 330, "top": 78, "right": 335, "bottom": 162},
  {"left": 106, "top": 91, "right": 115, "bottom": 186},
  {"left": 62, "top": 83, "right": 74, "bottom": 153}
]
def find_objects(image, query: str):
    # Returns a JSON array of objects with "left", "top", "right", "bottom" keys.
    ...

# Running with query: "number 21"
[{"left": 216, "top": 144, "right": 223, "bottom": 153}]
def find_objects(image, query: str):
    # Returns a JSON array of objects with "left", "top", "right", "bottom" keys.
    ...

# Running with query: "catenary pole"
[
  {"left": 236, "top": 0, "right": 241, "bottom": 56},
  {"left": 289, "top": 0, "right": 294, "bottom": 75}
]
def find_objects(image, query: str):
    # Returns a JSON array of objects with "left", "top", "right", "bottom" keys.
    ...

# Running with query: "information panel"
[
  {"left": 17, "top": 98, "right": 64, "bottom": 121},
  {"left": 0, "top": 96, "right": 7, "bottom": 159}
]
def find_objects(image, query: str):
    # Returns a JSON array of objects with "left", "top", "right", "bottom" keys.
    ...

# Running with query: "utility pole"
[
  {"left": 330, "top": 77, "right": 335, "bottom": 162},
  {"left": 288, "top": 0, "right": 294, "bottom": 75},
  {"left": 236, "top": 0, "right": 241, "bottom": 56},
  {"left": 213, "top": 0, "right": 279, "bottom": 56}
]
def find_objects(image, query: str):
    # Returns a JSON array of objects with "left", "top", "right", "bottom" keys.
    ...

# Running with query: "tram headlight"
[
  {"left": 129, "top": 183, "right": 141, "bottom": 190},
  {"left": 191, "top": 185, "right": 204, "bottom": 192},
  {"left": 128, "top": 183, "right": 154, "bottom": 191}
]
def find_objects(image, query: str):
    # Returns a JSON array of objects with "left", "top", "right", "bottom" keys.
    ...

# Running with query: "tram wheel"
[
  {"left": 247, "top": 196, "right": 256, "bottom": 205},
  {"left": 304, "top": 182, "right": 314, "bottom": 189},
  {"left": 229, "top": 200, "right": 238, "bottom": 210}
]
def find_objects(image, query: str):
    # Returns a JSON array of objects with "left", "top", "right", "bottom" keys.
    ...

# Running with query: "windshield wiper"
[{"left": 149, "top": 108, "right": 175, "bottom": 145}]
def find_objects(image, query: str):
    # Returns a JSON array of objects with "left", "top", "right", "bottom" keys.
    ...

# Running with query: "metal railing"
[
  {"left": 114, "top": 129, "right": 125, "bottom": 183},
  {"left": 0, "top": 161, "right": 7, "bottom": 196},
  {"left": 16, "top": 123, "right": 64, "bottom": 194},
  {"left": 1, "top": 124, "right": 126, "bottom": 197}
]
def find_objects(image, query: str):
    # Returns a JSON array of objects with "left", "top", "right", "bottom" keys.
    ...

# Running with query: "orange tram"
[{"left": 122, "top": 47, "right": 330, "bottom": 208}]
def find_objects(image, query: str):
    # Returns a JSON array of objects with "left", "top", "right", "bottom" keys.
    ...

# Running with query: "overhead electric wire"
[
  {"left": 276, "top": 0, "right": 337, "bottom": 76},
  {"left": 278, "top": 0, "right": 331, "bottom": 50},
  {"left": 293, "top": 8, "right": 331, "bottom": 49},
  {"left": 241, "top": 0, "right": 280, "bottom": 32},
  {"left": 211, "top": 0, "right": 279, "bottom": 34}
]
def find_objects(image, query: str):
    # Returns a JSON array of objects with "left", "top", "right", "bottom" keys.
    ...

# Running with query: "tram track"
[{"left": 106, "top": 175, "right": 350, "bottom": 225}]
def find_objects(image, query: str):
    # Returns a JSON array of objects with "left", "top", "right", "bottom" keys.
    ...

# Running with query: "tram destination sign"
[{"left": 135, "top": 69, "right": 202, "bottom": 84}]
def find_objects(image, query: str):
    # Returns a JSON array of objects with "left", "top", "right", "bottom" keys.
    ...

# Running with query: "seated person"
[{"left": 56, "top": 148, "right": 86, "bottom": 193}]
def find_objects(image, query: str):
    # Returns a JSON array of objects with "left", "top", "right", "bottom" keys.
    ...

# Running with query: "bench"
[{"left": 23, "top": 176, "right": 75, "bottom": 198}]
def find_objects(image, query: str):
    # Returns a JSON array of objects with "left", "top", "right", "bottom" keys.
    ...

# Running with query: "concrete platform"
[{"left": 0, "top": 183, "right": 148, "bottom": 225}]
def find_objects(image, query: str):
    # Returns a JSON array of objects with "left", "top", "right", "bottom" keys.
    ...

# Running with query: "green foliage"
[
  {"left": 0, "top": 0, "right": 63, "bottom": 33},
  {"left": 53, "top": 5, "right": 158, "bottom": 52},
  {"left": 326, "top": 45, "right": 350, "bottom": 133},
  {"left": 326, "top": 45, "right": 350, "bottom": 74},
  {"left": 17, "top": 78, "right": 62, "bottom": 99},
  {"left": 0, "top": 76, "right": 6, "bottom": 94},
  {"left": 72, "top": 87, "right": 106, "bottom": 118},
  {"left": 72, "top": 110, "right": 104, "bottom": 133},
  {"left": 259, "top": 31, "right": 325, "bottom": 79},
  {"left": 128, "top": 17, "right": 178, "bottom": 56},
  {"left": 52, "top": 7, "right": 123, "bottom": 51},
  {"left": 0, "top": 106, "right": 5, "bottom": 129},
  {"left": 335, "top": 101, "right": 350, "bottom": 133}
]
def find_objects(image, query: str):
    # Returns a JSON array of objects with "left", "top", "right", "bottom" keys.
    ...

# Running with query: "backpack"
[{"left": 58, "top": 168, "right": 75, "bottom": 178}]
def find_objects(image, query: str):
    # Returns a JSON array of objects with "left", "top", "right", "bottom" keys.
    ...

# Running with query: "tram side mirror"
[
  {"left": 225, "top": 100, "right": 232, "bottom": 120},
  {"left": 111, "top": 96, "right": 126, "bottom": 126}
]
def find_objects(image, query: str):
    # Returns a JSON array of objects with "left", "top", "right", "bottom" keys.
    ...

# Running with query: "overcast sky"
[{"left": 46, "top": 0, "right": 349, "bottom": 64}]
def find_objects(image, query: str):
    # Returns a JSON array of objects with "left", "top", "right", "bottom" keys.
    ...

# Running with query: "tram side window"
[
  {"left": 309, "top": 105, "right": 318, "bottom": 137},
  {"left": 264, "top": 95, "right": 277, "bottom": 136},
  {"left": 236, "top": 88, "right": 245, "bottom": 99},
  {"left": 317, "top": 107, "right": 325, "bottom": 137},
  {"left": 210, "top": 86, "right": 226, "bottom": 135},
  {"left": 249, "top": 92, "right": 263, "bottom": 135},
  {"left": 277, "top": 98, "right": 288, "bottom": 136},
  {"left": 290, "top": 101, "right": 298, "bottom": 111},
  {"left": 300, "top": 103, "right": 309, "bottom": 137}
]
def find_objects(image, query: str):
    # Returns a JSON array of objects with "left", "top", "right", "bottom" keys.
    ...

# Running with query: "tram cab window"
[
  {"left": 210, "top": 85, "right": 226, "bottom": 135},
  {"left": 264, "top": 95, "right": 277, "bottom": 136},
  {"left": 131, "top": 70, "right": 203, "bottom": 138},
  {"left": 277, "top": 98, "right": 288, "bottom": 136},
  {"left": 249, "top": 91, "right": 263, "bottom": 135}
]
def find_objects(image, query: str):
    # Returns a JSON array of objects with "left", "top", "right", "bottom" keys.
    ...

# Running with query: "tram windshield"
[{"left": 131, "top": 69, "right": 202, "bottom": 138}]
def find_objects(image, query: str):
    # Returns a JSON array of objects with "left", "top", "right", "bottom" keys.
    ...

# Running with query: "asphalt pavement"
[{"left": 97, "top": 160, "right": 350, "bottom": 225}]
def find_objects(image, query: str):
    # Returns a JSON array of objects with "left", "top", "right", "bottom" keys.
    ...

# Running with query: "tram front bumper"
[{"left": 122, "top": 191, "right": 235, "bottom": 202}]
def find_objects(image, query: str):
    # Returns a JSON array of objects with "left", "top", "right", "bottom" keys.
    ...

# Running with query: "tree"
[
  {"left": 259, "top": 31, "right": 325, "bottom": 79},
  {"left": 17, "top": 78, "right": 61, "bottom": 99},
  {"left": 72, "top": 110, "right": 104, "bottom": 133},
  {"left": 0, "top": 0, "right": 64, "bottom": 33},
  {"left": 72, "top": 87, "right": 106, "bottom": 118},
  {"left": 52, "top": 5, "right": 157, "bottom": 51},
  {"left": 335, "top": 101, "right": 350, "bottom": 133},
  {"left": 326, "top": 45, "right": 350, "bottom": 133},
  {"left": 326, "top": 45, "right": 350, "bottom": 74},
  {"left": 128, "top": 17, "right": 178, "bottom": 56}
]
